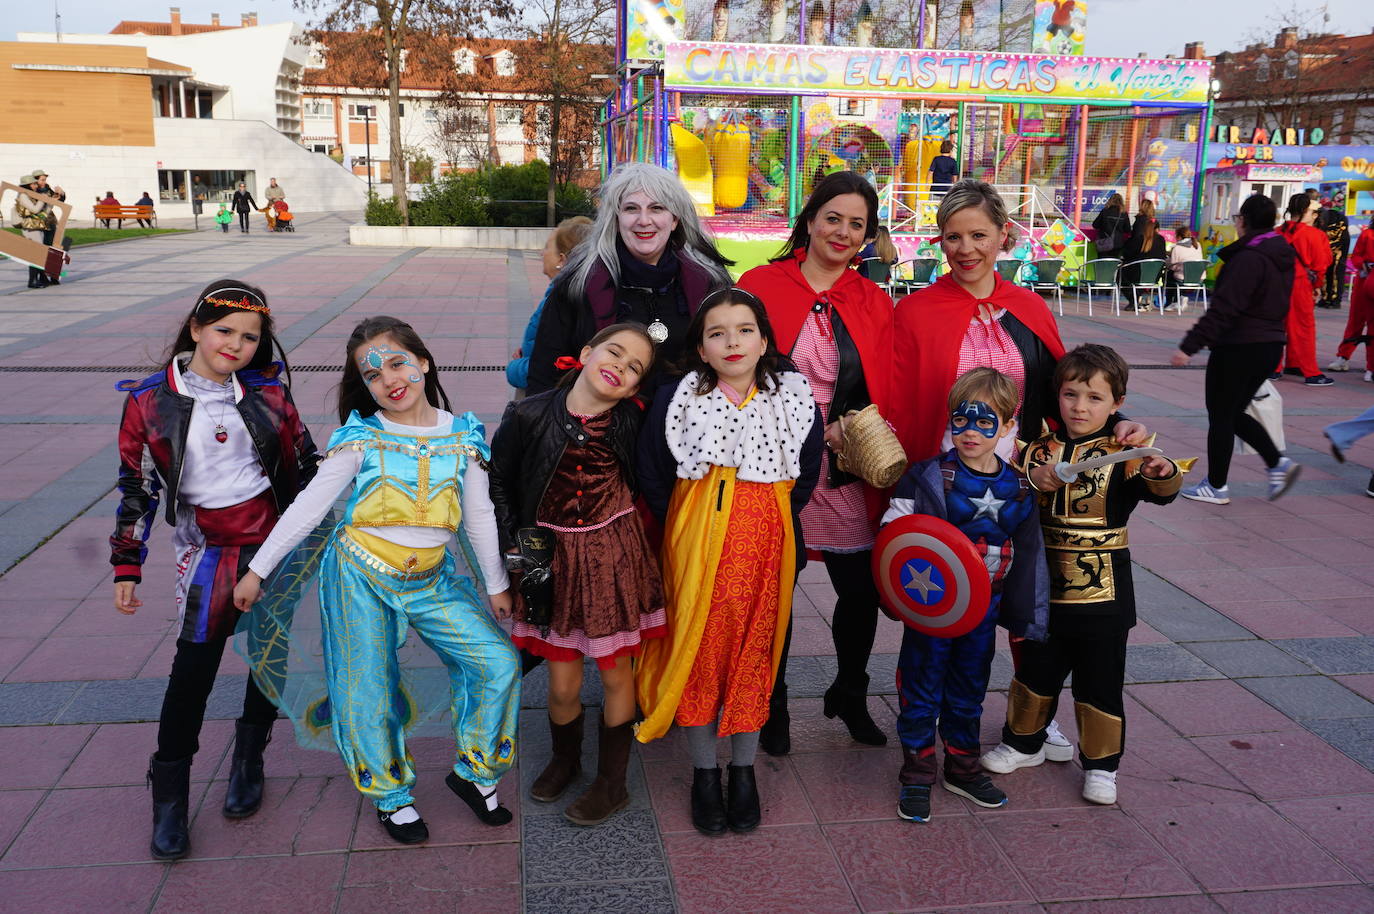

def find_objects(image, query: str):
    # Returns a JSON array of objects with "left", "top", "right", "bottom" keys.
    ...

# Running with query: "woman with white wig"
[{"left": 527, "top": 162, "right": 732, "bottom": 393}]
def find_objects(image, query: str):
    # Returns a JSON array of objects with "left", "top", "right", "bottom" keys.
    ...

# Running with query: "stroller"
[{"left": 266, "top": 199, "right": 295, "bottom": 232}]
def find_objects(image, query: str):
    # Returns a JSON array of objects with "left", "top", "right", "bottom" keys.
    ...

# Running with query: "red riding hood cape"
[{"left": 892, "top": 273, "right": 1066, "bottom": 462}]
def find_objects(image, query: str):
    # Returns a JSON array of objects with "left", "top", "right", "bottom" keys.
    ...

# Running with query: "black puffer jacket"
[
  {"left": 487, "top": 387, "right": 643, "bottom": 554},
  {"left": 1179, "top": 231, "right": 1295, "bottom": 355}
]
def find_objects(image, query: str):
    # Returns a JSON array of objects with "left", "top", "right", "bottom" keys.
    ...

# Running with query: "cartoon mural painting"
[{"left": 1033, "top": 0, "right": 1086, "bottom": 56}]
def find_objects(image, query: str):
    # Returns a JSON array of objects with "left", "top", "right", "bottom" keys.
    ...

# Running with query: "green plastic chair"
[
  {"left": 1118, "top": 259, "right": 1167, "bottom": 314},
  {"left": 1075, "top": 258, "right": 1121, "bottom": 316},
  {"left": 995, "top": 260, "right": 1023, "bottom": 283},
  {"left": 1173, "top": 259, "right": 1210, "bottom": 311},
  {"left": 1027, "top": 259, "right": 1065, "bottom": 314},
  {"left": 892, "top": 257, "right": 939, "bottom": 296}
]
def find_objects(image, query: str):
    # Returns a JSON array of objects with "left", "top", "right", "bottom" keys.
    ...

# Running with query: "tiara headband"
[{"left": 197, "top": 286, "right": 270, "bottom": 316}]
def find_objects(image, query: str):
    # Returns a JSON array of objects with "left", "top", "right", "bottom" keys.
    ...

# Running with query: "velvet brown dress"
[{"left": 508, "top": 411, "right": 666, "bottom": 669}]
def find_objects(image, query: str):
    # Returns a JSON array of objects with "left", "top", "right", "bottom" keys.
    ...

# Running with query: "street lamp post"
[{"left": 364, "top": 107, "right": 373, "bottom": 196}]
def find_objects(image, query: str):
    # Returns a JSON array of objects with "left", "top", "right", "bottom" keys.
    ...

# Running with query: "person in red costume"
[
  {"left": 737, "top": 171, "right": 895, "bottom": 755},
  {"left": 892, "top": 179, "right": 1150, "bottom": 762},
  {"left": 1329, "top": 214, "right": 1374, "bottom": 382},
  {"left": 1276, "top": 193, "right": 1335, "bottom": 386}
]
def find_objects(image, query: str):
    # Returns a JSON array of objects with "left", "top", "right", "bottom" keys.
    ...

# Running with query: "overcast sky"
[{"left": 4, "top": 0, "right": 1368, "bottom": 58}]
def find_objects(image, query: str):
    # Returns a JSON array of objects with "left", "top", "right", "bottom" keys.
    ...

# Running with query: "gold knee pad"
[
  {"left": 1006, "top": 679, "right": 1054, "bottom": 736},
  {"left": 1074, "top": 701, "right": 1124, "bottom": 760}
]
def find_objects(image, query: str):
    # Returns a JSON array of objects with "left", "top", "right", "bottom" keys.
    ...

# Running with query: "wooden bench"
[{"left": 93, "top": 204, "right": 156, "bottom": 228}]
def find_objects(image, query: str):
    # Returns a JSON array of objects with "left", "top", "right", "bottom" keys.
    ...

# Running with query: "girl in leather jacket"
[
  {"left": 489, "top": 322, "right": 665, "bottom": 827},
  {"left": 111, "top": 280, "right": 319, "bottom": 860}
]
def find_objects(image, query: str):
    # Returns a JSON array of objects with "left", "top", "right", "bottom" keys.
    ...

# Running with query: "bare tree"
[
  {"left": 295, "top": 0, "right": 516, "bottom": 223},
  {"left": 1217, "top": 2, "right": 1374, "bottom": 145},
  {"left": 520, "top": 0, "right": 614, "bottom": 225},
  {"left": 434, "top": 104, "right": 496, "bottom": 171}
]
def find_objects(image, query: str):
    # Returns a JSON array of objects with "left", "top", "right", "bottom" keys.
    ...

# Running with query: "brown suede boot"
[
  {"left": 563, "top": 719, "right": 633, "bottom": 826},
  {"left": 530, "top": 712, "right": 583, "bottom": 803}
]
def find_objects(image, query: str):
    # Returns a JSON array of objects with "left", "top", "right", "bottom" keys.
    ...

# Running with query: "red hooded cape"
[
  {"left": 892, "top": 273, "right": 1067, "bottom": 462},
  {"left": 738, "top": 252, "right": 894, "bottom": 521},
  {"left": 737, "top": 253, "right": 894, "bottom": 413}
]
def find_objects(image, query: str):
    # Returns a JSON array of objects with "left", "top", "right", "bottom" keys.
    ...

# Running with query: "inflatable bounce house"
[{"left": 604, "top": 0, "right": 1212, "bottom": 276}]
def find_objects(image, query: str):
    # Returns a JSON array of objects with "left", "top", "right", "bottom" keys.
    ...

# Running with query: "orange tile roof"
[{"left": 109, "top": 21, "right": 236, "bottom": 35}]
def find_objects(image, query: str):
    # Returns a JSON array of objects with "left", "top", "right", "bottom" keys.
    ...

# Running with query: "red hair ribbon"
[{"left": 554, "top": 355, "right": 583, "bottom": 371}]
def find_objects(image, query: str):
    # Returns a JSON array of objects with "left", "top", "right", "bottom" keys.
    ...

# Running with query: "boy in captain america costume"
[{"left": 881, "top": 367, "right": 1048, "bottom": 823}]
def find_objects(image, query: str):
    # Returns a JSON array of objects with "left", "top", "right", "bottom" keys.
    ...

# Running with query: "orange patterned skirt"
[{"left": 674, "top": 480, "right": 784, "bottom": 735}]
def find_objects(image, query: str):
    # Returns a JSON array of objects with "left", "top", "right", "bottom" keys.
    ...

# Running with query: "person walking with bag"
[
  {"left": 1172, "top": 194, "right": 1302, "bottom": 504},
  {"left": 1091, "top": 194, "right": 1128, "bottom": 256}
]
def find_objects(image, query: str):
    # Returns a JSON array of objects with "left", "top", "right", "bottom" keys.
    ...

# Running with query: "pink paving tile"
[
  {"left": 1127, "top": 681, "right": 1294, "bottom": 737},
  {"left": 982, "top": 758, "right": 1092, "bottom": 813},
  {"left": 0, "top": 637, "right": 38, "bottom": 679},
  {"left": 646, "top": 755, "right": 815, "bottom": 833},
  {"left": 1336, "top": 673, "right": 1374, "bottom": 702},
  {"left": 1044, "top": 897, "right": 1223, "bottom": 913},
  {"left": 1282, "top": 536, "right": 1374, "bottom": 565},
  {"left": 1134, "top": 802, "right": 1354, "bottom": 891},
  {"left": 1127, "top": 621, "right": 1172, "bottom": 645},
  {"left": 788, "top": 615, "right": 838, "bottom": 656},
  {"left": 1211, "top": 884, "right": 1374, "bottom": 913},
  {"left": 1192, "top": 729, "right": 1374, "bottom": 801},
  {"left": 51, "top": 595, "right": 177, "bottom": 637},
  {"left": 1113, "top": 736, "right": 1260, "bottom": 812},
  {"left": 189, "top": 776, "right": 360, "bottom": 858},
  {"left": 0, "top": 864, "right": 165, "bottom": 914},
  {"left": 7, "top": 634, "right": 161, "bottom": 682},
  {"left": 0, "top": 790, "right": 45, "bottom": 855},
  {"left": 984, "top": 807, "right": 1195, "bottom": 901},
  {"left": 61, "top": 720, "right": 234, "bottom": 787},
  {"left": 1206, "top": 602, "right": 1358, "bottom": 640},
  {"left": 349, "top": 767, "right": 521, "bottom": 850},
  {"left": 0, "top": 725, "right": 93, "bottom": 789},
  {"left": 791, "top": 747, "right": 914, "bottom": 823},
  {"left": 1271, "top": 795, "right": 1374, "bottom": 883},
  {"left": 336, "top": 844, "right": 519, "bottom": 913},
  {"left": 825, "top": 818, "right": 1033, "bottom": 910},
  {"left": 1320, "top": 599, "right": 1374, "bottom": 637},
  {"left": 664, "top": 825, "right": 858, "bottom": 914},
  {"left": 0, "top": 600, "right": 78, "bottom": 639},
  {"left": 153, "top": 851, "right": 347, "bottom": 913},
  {"left": 211, "top": 726, "right": 349, "bottom": 780},
  {"left": 1159, "top": 570, "right": 1301, "bottom": 605},
  {"left": 2, "top": 782, "right": 210, "bottom": 868},
  {"left": 1250, "top": 565, "right": 1370, "bottom": 600}
]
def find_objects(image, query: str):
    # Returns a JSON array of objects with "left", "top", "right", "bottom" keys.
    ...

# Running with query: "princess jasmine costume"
[{"left": 244, "top": 408, "right": 519, "bottom": 816}]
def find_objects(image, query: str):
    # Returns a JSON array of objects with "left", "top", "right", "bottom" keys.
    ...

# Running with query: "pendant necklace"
[{"left": 186, "top": 376, "right": 232, "bottom": 443}]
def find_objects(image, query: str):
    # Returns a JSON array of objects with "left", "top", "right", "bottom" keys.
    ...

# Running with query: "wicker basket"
[{"left": 834, "top": 404, "right": 907, "bottom": 488}]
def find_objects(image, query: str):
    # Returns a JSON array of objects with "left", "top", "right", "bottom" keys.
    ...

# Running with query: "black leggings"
[
  {"left": 1204, "top": 342, "right": 1284, "bottom": 488},
  {"left": 238, "top": 210, "right": 250, "bottom": 232},
  {"left": 824, "top": 549, "right": 881, "bottom": 693},
  {"left": 156, "top": 637, "right": 276, "bottom": 762}
]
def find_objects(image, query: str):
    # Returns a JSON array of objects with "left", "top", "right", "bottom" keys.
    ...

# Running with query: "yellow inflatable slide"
[{"left": 670, "top": 123, "right": 715, "bottom": 218}]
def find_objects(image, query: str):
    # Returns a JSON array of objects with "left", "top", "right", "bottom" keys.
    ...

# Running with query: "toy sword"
[{"left": 1054, "top": 447, "right": 1164, "bottom": 483}]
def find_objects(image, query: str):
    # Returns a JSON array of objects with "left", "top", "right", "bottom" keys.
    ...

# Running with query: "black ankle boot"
[
  {"left": 147, "top": 754, "right": 192, "bottom": 860},
  {"left": 223, "top": 720, "right": 272, "bottom": 818},
  {"left": 759, "top": 684, "right": 791, "bottom": 757},
  {"left": 823, "top": 681, "right": 888, "bottom": 746},
  {"left": 690, "top": 767, "right": 727, "bottom": 836},
  {"left": 726, "top": 764, "right": 761, "bottom": 833}
]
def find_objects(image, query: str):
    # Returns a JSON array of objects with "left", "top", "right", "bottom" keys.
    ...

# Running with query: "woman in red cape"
[
  {"left": 1276, "top": 193, "right": 1335, "bottom": 385},
  {"left": 737, "top": 172, "right": 895, "bottom": 755},
  {"left": 892, "top": 179, "right": 1147, "bottom": 764}
]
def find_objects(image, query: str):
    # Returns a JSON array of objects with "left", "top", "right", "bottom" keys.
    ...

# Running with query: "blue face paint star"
[
  {"left": 950, "top": 399, "right": 1001, "bottom": 440},
  {"left": 359, "top": 345, "right": 423, "bottom": 383}
]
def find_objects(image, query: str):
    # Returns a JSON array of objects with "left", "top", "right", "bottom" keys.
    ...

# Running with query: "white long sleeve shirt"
[{"left": 248, "top": 410, "right": 509, "bottom": 594}]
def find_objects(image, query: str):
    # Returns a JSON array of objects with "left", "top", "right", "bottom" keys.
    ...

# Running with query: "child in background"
[
  {"left": 982, "top": 344, "right": 1184, "bottom": 805},
  {"left": 636, "top": 288, "right": 823, "bottom": 836},
  {"left": 215, "top": 203, "right": 232, "bottom": 233},
  {"left": 112, "top": 280, "right": 319, "bottom": 859},
  {"left": 508, "top": 216, "right": 595, "bottom": 392},
  {"left": 489, "top": 322, "right": 665, "bottom": 826},
  {"left": 233, "top": 316, "right": 520, "bottom": 845},
  {"left": 1164, "top": 225, "right": 1203, "bottom": 312},
  {"left": 883, "top": 367, "right": 1047, "bottom": 823}
]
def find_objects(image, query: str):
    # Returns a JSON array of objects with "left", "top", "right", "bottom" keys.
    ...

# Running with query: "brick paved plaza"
[{"left": 1, "top": 214, "right": 1372, "bottom": 913}]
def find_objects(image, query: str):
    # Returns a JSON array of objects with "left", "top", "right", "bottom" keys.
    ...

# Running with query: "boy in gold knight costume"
[{"left": 980, "top": 344, "right": 1191, "bottom": 806}]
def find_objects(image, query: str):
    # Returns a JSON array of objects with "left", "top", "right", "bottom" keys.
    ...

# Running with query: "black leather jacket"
[{"left": 488, "top": 387, "right": 643, "bottom": 554}]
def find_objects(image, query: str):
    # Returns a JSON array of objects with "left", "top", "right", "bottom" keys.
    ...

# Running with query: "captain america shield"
[{"left": 872, "top": 514, "right": 991, "bottom": 637}]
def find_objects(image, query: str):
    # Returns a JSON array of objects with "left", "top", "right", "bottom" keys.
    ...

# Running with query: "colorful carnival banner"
[{"left": 664, "top": 41, "right": 1209, "bottom": 105}]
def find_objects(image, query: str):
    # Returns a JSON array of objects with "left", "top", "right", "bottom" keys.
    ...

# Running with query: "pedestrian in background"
[
  {"left": 231, "top": 182, "right": 257, "bottom": 234},
  {"left": 1276, "top": 193, "right": 1334, "bottom": 386}
]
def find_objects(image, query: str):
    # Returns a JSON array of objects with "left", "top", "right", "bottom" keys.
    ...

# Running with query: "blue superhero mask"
[{"left": 950, "top": 399, "right": 1000, "bottom": 439}]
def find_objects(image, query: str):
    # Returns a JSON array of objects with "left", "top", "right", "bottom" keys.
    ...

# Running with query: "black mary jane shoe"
[
  {"left": 446, "top": 770, "right": 513, "bottom": 826},
  {"left": 377, "top": 805, "right": 429, "bottom": 844},
  {"left": 726, "top": 764, "right": 761, "bottom": 833},
  {"left": 691, "top": 767, "right": 728, "bottom": 836}
]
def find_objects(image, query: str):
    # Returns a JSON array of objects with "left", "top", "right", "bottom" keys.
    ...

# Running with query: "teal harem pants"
[{"left": 320, "top": 530, "right": 520, "bottom": 811}]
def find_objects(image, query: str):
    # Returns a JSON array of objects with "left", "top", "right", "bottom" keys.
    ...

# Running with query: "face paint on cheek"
[{"left": 950, "top": 399, "right": 1000, "bottom": 439}]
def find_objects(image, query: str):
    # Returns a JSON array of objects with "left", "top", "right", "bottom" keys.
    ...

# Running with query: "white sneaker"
[
  {"left": 980, "top": 742, "right": 1046, "bottom": 774},
  {"left": 1043, "top": 719, "right": 1074, "bottom": 762},
  {"left": 1364, "top": 371, "right": 1373, "bottom": 383},
  {"left": 1082, "top": 770, "right": 1118, "bottom": 805},
  {"left": 1328, "top": 356, "right": 1350, "bottom": 372}
]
